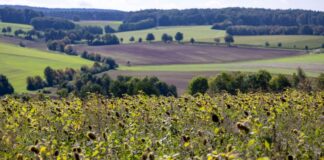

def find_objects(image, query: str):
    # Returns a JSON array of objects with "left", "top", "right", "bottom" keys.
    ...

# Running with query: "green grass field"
[
  {"left": 75, "top": 20, "right": 122, "bottom": 31},
  {"left": 234, "top": 35, "right": 324, "bottom": 49},
  {"left": 0, "top": 42, "right": 93, "bottom": 93},
  {"left": 120, "top": 53, "right": 324, "bottom": 77},
  {"left": 115, "top": 25, "right": 226, "bottom": 43},
  {"left": 0, "top": 22, "right": 33, "bottom": 35}
]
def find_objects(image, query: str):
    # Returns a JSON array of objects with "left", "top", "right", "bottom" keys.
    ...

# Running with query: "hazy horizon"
[{"left": 0, "top": 0, "right": 323, "bottom": 11}]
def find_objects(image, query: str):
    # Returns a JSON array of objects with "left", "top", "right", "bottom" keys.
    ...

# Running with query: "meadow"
[
  {"left": 115, "top": 25, "right": 226, "bottom": 43},
  {"left": 0, "top": 42, "right": 92, "bottom": 93},
  {"left": 0, "top": 90, "right": 322, "bottom": 159},
  {"left": 0, "top": 22, "right": 33, "bottom": 35}
]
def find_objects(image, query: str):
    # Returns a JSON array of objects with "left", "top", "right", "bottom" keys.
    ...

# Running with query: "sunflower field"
[{"left": 0, "top": 90, "right": 323, "bottom": 159}]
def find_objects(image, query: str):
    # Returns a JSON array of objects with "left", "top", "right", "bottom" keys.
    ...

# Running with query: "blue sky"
[{"left": 0, "top": 0, "right": 323, "bottom": 11}]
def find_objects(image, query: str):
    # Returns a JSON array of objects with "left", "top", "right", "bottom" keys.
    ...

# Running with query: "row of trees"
[
  {"left": 81, "top": 51, "right": 118, "bottom": 69},
  {"left": 118, "top": 18, "right": 156, "bottom": 31},
  {"left": 25, "top": 63, "right": 177, "bottom": 98},
  {"left": 71, "top": 74, "right": 177, "bottom": 98},
  {"left": 0, "top": 7, "right": 43, "bottom": 24},
  {"left": 226, "top": 25, "right": 324, "bottom": 35},
  {"left": 188, "top": 68, "right": 324, "bottom": 95},
  {"left": 122, "top": 8, "right": 324, "bottom": 27},
  {"left": 31, "top": 17, "right": 76, "bottom": 30}
]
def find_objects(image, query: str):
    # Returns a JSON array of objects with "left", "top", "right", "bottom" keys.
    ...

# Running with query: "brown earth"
[{"left": 74, "top": 43, "right": 304, "bottom": 66}]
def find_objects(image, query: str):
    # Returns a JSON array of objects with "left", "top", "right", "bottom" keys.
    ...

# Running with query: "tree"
[
  {"left": 2, "top": 28, "right": 7, "bottom": 34},
  {"left": 305, "top": 45, "right": 309, "bottom": 51},
  {"left": 188, "top": 77, "right": 209, "bottom": 95},
  {"left": 120, "top": 38, "right": 124, "bottom": 44},
  {"left": 0, "top": 74, "right": 14, "bottom": 96},
  {"left": 224, "top": 34, "right": 234, "bottom": 46},
  {"left": 146, "top": 33, "right": 155, "bottom": 43},
  {"left": 265, "top": 41, "right": 270, "bottom": 47},
  {"left": 44, "top": 66, "right": 56, "bottom": 86},
  {"left": 26, "top": 76, "right": 46, "bottom": 91},
  {"left": 161, "top": 33, "right": 169, "bottom": 43},
  {"left": 129, "top": 36, "right": 135, "bottom": 43},
  {"left": 278, "top": 42, "right": 282, "bottom": 47},
  {"left": 317, "top": 73, "right": 324, "bottom": 90},
  {"left": 270, "top": 74, "right": 291, "bottom": 91},
  {"left": 138, "top": 37, "right": 143, "bottom": 43},
  {"left": 214, "top": 38, "right": 220, "bottom": 45},
  {"left": 6, "top": 27, "right": 12, "bottom": 33},
  {"left": 104, "top": 25, "right": 116, "bottom": 33},
  {"left": 175, "top": 32, "right": 184, "bottom": 43},
  {"left": 190, "top": 38, "right": 195, "bottom": 44}
]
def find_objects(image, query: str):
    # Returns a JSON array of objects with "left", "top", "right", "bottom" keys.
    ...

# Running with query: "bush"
[
  {"left": 26, "top": 76, "right": 46, "bottom": 91},
  {"left": 316, "top": 73, "right": 324, "bottom": 90},
  {"left": 0, "top": 74, "right": 14, "bottom": 96},
  {"left": 104, "top": 25, "right": 116, "bottom": 33},
  {"left": 188, "top": 77, "right": 209, "bottom": 95},
  {"left": 146, "top": 33, "right": 155, "bottom": 42},
  {"left": 270, "top": 74, "right": 291, "bottom": 91}
]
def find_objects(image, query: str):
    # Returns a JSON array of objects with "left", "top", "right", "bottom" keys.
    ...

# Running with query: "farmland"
[
  {"left": 0, "top": 42, "right": 92, "bottom": 93},
  {"left": 74, "top": 43, "right": 303, "bottom": 66},
  {"left": 0, "top": 90, "right": 322, "bottom": 159},
  {"left": 234, "top": 35, "right": 324, "bottom": 49},
  {"left": 119, "top": 53, "right": 324, "bottom": 76},
  {"left": 110, "top": 53, "right": 323, "bottom": 94}
]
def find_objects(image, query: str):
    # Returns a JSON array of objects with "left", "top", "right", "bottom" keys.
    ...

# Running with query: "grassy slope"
[
  {"left": 120, "top": 54, "right": 324, "bottom": 77},
  {"left": 0, "top": 42, "right": 93, "bottom": 93},
  {"left": 234, "top": 35, "right": 324, "bottom": 49},
  {"left": 115, "top": 26, "right": 226, "bottom": 43},
  {"left": 0, "top": 22, "right": 33, "bottom": 35},
  {"left": 75, "top": 20, "right": 122, "bottom": 31}
]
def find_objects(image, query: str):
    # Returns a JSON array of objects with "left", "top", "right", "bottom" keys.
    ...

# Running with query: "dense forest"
[{"left": 1, "top": 6, "right": 324, "bottom": 26}]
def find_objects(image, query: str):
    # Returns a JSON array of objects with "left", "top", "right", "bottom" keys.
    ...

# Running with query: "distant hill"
[
  {"left": 0, "top": 5, "right": 127, "bottom": 21},
  {"left": 1, "top": 5, "right": 323, "bottom": 30}
]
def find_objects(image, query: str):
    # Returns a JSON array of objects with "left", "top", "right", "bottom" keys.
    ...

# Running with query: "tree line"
[
  {"left": 188, "top": 68, "right": 324, "bottom": 95},
  {"left": 25, "top": 63, "right": 177, "bottom": 98},
  {"left": 0, "top": 7, "right": 43, "bottom": 24},
  {"left": 225, "top": 25, "right": 324, "bottom": 35}
]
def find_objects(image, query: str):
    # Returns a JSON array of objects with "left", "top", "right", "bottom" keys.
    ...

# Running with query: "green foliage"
[
  {"left": 175, "top": 32, "right": 184, "bottom": 43},
  {"left": 146, "top": 33, "right": 155, "bottom": 42},
  {"left": 0, "top": 90, "right": 322, "bottom": 159},
  {"left": 188, "top": 77, "right": 209, "bottom": 95},
  {"left": 269, "top": 74, "right": 291, "bottom": 91},
  {"left": 104, "top": 25, "right": 116, "bottom": 33},
  {"left": 316, "top": 73, "right": 324, "bottom": 90},
  {"left": 0, "top": 74, "right": 14, "bottom": 96},
  {"left": 26, "top": 76, "right": 46, "bottom": 91},
  {"left": 224, "top": 34, "right": 234, "bottom": 46}
]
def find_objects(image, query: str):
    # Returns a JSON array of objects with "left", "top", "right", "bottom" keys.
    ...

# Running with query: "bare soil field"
[
  {"left": 107, "top": 70, "right": 219, "bottom": 94},
  {"left": 74, "top": 43, "right": 304, "bottom": 66}
]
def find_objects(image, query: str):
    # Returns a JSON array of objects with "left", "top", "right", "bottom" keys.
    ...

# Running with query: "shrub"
[
  {"left": 188, "top": 77, "right": 209, "bottom": 95},
  {"left": 0, "top": 74, "right": 14, "bottom": 96},
  {"left": 316, "top": 73, "right": 324, "bottom": 90},
  {"left": 270, "top": 74, "right": 291, "bottom": 91}
]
